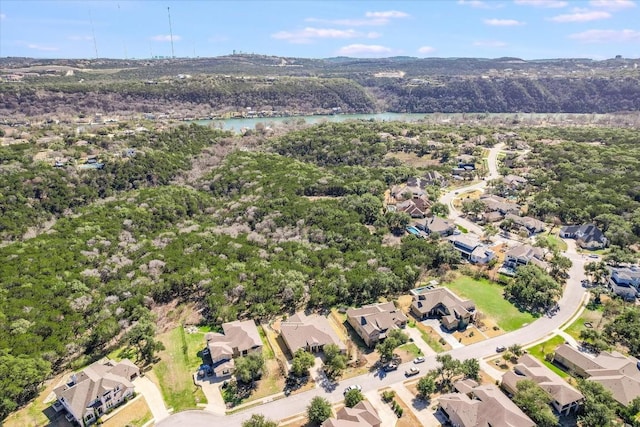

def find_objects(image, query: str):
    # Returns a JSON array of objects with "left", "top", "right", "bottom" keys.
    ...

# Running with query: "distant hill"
[{"left": 1, "top": 55, "right": 639, "bottom": 116}]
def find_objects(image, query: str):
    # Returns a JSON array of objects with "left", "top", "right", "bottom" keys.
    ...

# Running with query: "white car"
[
  {"left": 344, "top": 385, "right": 362, "bottom": 395},
  {"left": 413, "top": 356, "right": 426, "bottom": 364}
]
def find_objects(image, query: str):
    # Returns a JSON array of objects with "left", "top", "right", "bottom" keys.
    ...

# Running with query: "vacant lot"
[
  {"left": 102, "top": 396, "right": 153, "bottom": 427},
  {"left": 564, "top": 308, "right": 604, "bottom": 341},
  {"left": 444, "top": 275, "right": 535, "bottom": 332},
  {"left": 149, "top": 326, "right": 207, "bottom": 412}
]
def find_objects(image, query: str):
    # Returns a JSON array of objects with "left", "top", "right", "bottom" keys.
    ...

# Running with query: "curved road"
[{"left": 158, "top": 142, "right": 588, "bottom": 427}]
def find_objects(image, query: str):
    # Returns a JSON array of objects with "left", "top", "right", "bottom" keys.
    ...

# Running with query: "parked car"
[
  {"left": 383, "top": 363, "right": 398, "bottom": 372},
  {"left": 496, "top": 345, "right": 507, "bottom": 353},
  {"left": 413, "top": 356, "right": 426, "bottom": 364},
  {"left": 415, "top": 223, "right": 427, "bottom": 232},
  {"left": 344, "top": 384, "right": 362, "bottom": 395},
  {"left": 589, "top": 254, "right": 599, "bottom": 259},
  {"left": 405, "top": 367, "right": 420, "bottom": 377}
]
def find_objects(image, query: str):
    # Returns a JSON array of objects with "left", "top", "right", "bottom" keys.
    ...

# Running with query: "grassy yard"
[
  {"left": 444, "top": 275, "right": 535, "bottom": 332},
  {"left": 102, "top": 396, "right": 152, "bottom": 427},
  {"left": 537, "top": 234, "right": 568, "bottom": 252},
  {"left": 398, "top": 342, "right": 422, "bottom": 358},
  {"left": 258, "top": 326, "right": 275, "bottom": 360},
  {"left": 412, "top": 322, "right": 448, "bottom": 353},
  {"left": 149, "top": 326, "right": 207, "bottom": 412},
  {"left": 564, "top": 308, "right": 603, "bottom": 341},
  {"left": 526, "top": 335, "right": 569, "bottom": 378},
  {"left": 4, "top": 371, "right": 70, "bottom": 427}
]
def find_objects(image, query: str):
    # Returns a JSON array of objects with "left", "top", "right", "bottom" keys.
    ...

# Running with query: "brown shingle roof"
[
  {"left": 321, "top": 400, "right": 381, "bottom": 427},
  {"left": 206, "top": 319, "right": 262, "bottom": 360},
  {"left": 346, "top": 302, "right": 407, "bottom": 337},
  {"left": 281, "top": 312, "right": 345, "bottom": 354},
  {"left": 411, "top": 287, "right": 475, "bottom": 319}
]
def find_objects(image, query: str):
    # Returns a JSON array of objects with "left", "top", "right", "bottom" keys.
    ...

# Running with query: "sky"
[{"left": 1, "top": 0, "right": 639, "bottom": 60}]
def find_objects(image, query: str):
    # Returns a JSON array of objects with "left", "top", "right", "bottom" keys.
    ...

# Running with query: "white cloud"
[
  {"left": 337, "top": 44, "right": 393, "bottom": 56},
  {"left": 458, "top": 0, "right": 492, "bottom": 8},
  {"left": 569, "top": 28, "right": 640, "bottom": 42},
  {"left": 0, "top": 13, "right": 6, "bottom": 20},
  {"left": 367, "top": 32, "right": 382, "bottom": 39},
  {"left": 514, "top": 0, "right": 568, "bottom": 7},
  {"left": 27, "top": 44, "right": 59, "bottom": 52},
  {"left": 589, "top": 0, "right": 636, "bottom": 10},
  {"left": 150, "top": 35, "right": 182, "bottom": 42},
  {"left": 271, "top": 27, "right": 376, "bottom": 44},
  {"left": 550, "top": 10, "right": 611, "bottom": 22},
  {"left": 305, "top": 10, "right": 409, "bottom": 27},
  {"left": 484, "top": 18, "right": 525, "bottom": 26},
  {"left": 418, "top": 46, "right": 436, "bottom": 54},
  {"left": 473, "top": 40, "right": 508, "bottom": 47},
  {"left": 364, "top": 11, "right": 409, "bottom": 18}
]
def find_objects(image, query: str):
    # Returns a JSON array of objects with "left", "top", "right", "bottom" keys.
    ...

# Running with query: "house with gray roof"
[
  {"left": 439, "top": 379, "right": 535, "bottom": 427},
  {"left": 553, "top": 343, "right": 640, "bottom": 406},
  {"left": 205, "top": 319, "right": 263, "bottom": 377},
  {"left": 53, "top": 359, "right": 139, "bottom": 426},
  {"left": 321, "top": 400, "right": 381, "bottom": 427},
  {"left": 608, "top": 265, "right": 640, "bottom": 301},
  {"left": 560, "top": 224, "right": 607, "bottom": 250},
  {"left": 280, "top": 312, "right": 345, "bottom": 355},
  {"left": 480, "top": 195, "right": 521, "bottom": 217},
  {"left": 503, "top": 244, "right": 547, "bottom": 274},
  {"left": 411, "top": 287, "right": 476, "bottom": 331},
  {"left": 448, "top": 234, "right": 495, "bottom": 264},
  {"left": 504, "top": 214, "right": 546, "bottom": 235},
  {"left": 425, "top": 216, "right": 455, "bottom": 236},
  {"left": 346, "top": 302, "right": 408, "bottom": 348},
  {"left": 502, "top": 354, "right": 583, "bottom": 415}
]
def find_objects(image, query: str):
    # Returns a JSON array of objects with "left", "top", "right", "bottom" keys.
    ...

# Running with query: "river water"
[{"left": 193, "top": 112, "right": 615, "bottom": 133}]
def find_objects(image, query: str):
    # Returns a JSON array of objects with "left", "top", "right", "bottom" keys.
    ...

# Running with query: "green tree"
[
  {"left": 344, "top": 388, "right": 365, "bottom": 408},
  {"left": 577, "top": 379, "right": 618, "bottom": 427},
  {"left": 461, "top": 358, "right": 480, "bottom": 381},
  {"left": 621, "top": 396, "right": 640, "bottom": 427},
  {"left": 385, "top": 211, "right": 410, "bottom": 235},
  {"left": 0, "top": 351, "right": 52, "bottom": 420},
  {"left": 549, "top": 252, "right": 572, "bottom": 281},
  {"left": 307, "top": 396, "right": 332, "bottom": 425},
  {"left": 125, "top": 317, "right": 165, "bottom": 365},
  {"left": 323, "top": 344, "right": 347, "bottom": 380},
  {"left": 417, "top": 375, "right": 437, "bottom": 400},
  {"left": 505, "top": 264, "right": 561, "bottom": 313},
  {"left": 435, "top": 354, "right": 462, "bottom": 389},
  {"left": 376, "top": 329, "right": 408, "bottom": 361},
  {"left": 430, "top": 202, "right": 450, "bottom": 217},
  {"left": 242, "top": 414, "right": 278, "bottom": 427},
  {"left": 512, "top": 379, "right": 559, "bottom": 427},
  {"left": 291, "top": 348, "right": 315, "bottom": 377},
  {"left": 235, "top": 352, "right": 264, "bottom": 383}
]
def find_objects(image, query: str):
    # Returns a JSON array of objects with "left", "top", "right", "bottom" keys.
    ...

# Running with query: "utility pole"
[
  {"left": 89, "top": 9, "right": 99, "bottom": 58},
  {"left": 167, "top": 6, "right": 175, "bottom": 58}
]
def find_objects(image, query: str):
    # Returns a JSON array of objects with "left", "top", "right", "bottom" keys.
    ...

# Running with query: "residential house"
[
  {"left": 503, "top": 244, "right": 547, "bottom": 272},
  {"left": 321, "top": 400, "right": 382, "bottom": 427},
  {"left": 388, "top": 177, "right": 431, "bottom": 217},
  {"left": 480, "top": 195, "right": 521, "bottom": 221},
  {"left": 560, "top": 224, "right": 608, "bottom": 250},
  {"left": 425, "top": 216, "right": 456, "bottom": 236},
  {"left": 502, "top": 354, "right": 584, "bottom": 415},
  {"left": 280, "top": 312, "right": 346, "bottom": 355},
  {"left": 448, "top": 234, "right": 495, "bottom": 264},
  {"left": 504, "top": 214, "right": 546, "bottom": 235},
  {"left": 410, "top": 287, "right": 476, "bottom": 331},
  {"left": 396, "top": 198, "right": 431, "bottom": 218},
  {"left": 53, "top": 359, "right": 139, "bottom": 426},
  {"left": 608, "top": 266, "right": 640, "bottom": 301},
  {"left": 503, "top": 174, "right": 528, "bottom": 190},
  {"left": 553, "top": 344, "right": 640, "bottom": 406},
  {"left": 438, "top": 379, "right": 535, "bottom": 427},
  {"left": 423, "top": 170, "right": 447, "bottom": 187},
  {"left": 346, "top": 302, "right": 408, "bottom": 348},
  {"left": 205, "top": 320, "right": 263, "bottom": 377}
]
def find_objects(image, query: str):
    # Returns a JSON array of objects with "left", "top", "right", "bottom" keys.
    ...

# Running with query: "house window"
[{"left": 242, "top": 350, "right": 248, "bottom": 356}]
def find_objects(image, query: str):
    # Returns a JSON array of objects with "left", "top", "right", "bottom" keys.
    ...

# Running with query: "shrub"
[{"left": 381, "top": 390, "right": 395, "bottom": 403}]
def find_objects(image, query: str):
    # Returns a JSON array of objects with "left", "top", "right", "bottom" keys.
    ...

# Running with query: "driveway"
[
  {"left": 133, "top": 376, "right": 170, "bottom": 422},
  {"left": 194, "top": 374, "right": 226, "bottom": 415},
  {"left": 421, "top": 319, "right": 464, "bottom": 349},
  {"left": 404, "top": 326, "right": 436, "bottom": 357},
  {"left": 364, "top": 389, "right": 398, "bottom": 427}
]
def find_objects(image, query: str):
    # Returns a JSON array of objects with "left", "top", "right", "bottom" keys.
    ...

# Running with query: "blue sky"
[{"left": 1, "top": 0, "right": 638, "bottom": 60}]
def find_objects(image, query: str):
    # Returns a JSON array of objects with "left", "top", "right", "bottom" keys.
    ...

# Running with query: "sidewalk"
[{"left": 405, "top": 326, "right": 437, "bottom": 357}]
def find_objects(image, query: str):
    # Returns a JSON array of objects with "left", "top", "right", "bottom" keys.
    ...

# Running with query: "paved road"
[
  {"left": 157, "top": 142, "right": 589, "bottom": 427},
  {"left": 133, "top": 376, "right": 170, "bottom": 423}
]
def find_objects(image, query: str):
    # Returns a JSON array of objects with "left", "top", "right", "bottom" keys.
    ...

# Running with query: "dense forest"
[{"left": 2, "top": 120, "right": 640, "bottom": 419}]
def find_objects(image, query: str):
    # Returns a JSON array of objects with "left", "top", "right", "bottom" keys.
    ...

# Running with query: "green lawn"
[
  {"left": 150, "top": 326, "right": 207, "bottom": 412},
  {"left": 258, "top": 325, "right": 275, "bottom": 360},
  {"left": 563, "top": 308, "right": 603, "bottom": 341},
  {"left": 410, "top": 322, "right": 446, "bottom": 353},
  {"left": 444, "top": 275, "right": 535, "bottom": 331},
  {"left": 537, "top": 234, "right": 567, "bottom": 252},
  {"left": 398, "top": 342, "right": 422, "bottom": 358},
  {"left": 526, "top": 335, "right": 569, "bottom": 378}
]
